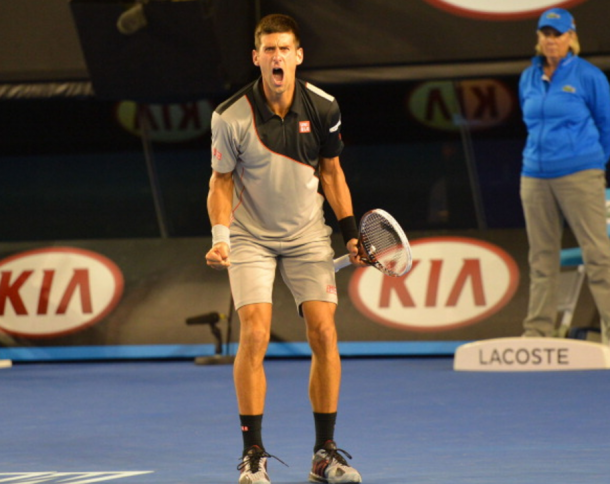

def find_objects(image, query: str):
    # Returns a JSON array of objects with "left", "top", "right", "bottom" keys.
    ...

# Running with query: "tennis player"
[{"left": 205, "top": 13, "right": 364, "bottom": 484}]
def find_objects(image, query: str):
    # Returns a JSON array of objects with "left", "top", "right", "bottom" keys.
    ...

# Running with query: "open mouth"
[{"left": 272, "top": 68, "right": 284, "bottom": 84}]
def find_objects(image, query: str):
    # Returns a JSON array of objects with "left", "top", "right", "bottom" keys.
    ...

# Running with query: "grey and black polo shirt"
[{"left": 211, "top": 77, "right": 344, "bottom": 240}]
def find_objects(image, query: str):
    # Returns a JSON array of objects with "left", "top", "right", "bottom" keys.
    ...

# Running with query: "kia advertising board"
[
  {"left": 0, "top": 231, "right": 598, "bottom": 361},
  {"left": 0, "top": 247, "right": 123, "bottom": 338},
  {"left": 349, "top": 237, "right": 519, "bottom": 332}
]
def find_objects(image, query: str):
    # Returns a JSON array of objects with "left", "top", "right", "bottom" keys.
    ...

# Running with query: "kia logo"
[
  {"left": 407, "top": 79, "right": 514, "bottom": 132},
  {"left": 424, "top": 0, "right": 587, "bottom": 20},
  {"left": 116, "top": 100, "right": 213, "bottom": 143},
  {"left": 0, "top": 247, "right": 124, "bottom": 338},
  {"left": 349, "top": 237, "right": 519, "bottom": 332}
]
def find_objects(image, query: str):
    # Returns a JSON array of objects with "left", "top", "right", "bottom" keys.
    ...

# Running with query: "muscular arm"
[
  {"left": 206, "top": 170, "right": 234, "bottom": 269},
  {"left": 208, "top": 170, "right": 234, "bottom": 226},
  {"left": 319, "top": 156, "right": 364, "bottom": 265},
  {"left": 319, "top": 156, "right": 353, "bottom": 220}
]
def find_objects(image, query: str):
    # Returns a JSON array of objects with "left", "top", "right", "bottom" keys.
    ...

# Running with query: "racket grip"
[{"left": 333, "top": 254, "right": 352, "bottom": 272}]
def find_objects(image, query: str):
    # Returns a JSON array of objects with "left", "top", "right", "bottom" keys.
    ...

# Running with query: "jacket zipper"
[{"left": 538, "top": 73, "right": 550, "bottom": 173}]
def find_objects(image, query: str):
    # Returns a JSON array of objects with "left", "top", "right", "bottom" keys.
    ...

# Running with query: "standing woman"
[{"left": 519, "top": 8, "right": 610, "bottom": 343}]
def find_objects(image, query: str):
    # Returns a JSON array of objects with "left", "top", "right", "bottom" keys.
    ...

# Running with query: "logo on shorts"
[
  {"left": 299, "top": 121, "right": 311, "bottom": 133},
  {"left": 326, "top": 285, "right": 337, "bottom": 295}
]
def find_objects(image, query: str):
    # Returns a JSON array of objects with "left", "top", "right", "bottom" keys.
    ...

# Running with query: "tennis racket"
[{"left": 333, "top": 209, "right": 412, "bottom": 277}]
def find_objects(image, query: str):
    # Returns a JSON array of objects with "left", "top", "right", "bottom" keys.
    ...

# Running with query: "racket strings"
[{"left": 361, "top": 212, "right": 410, "bottom": 276}]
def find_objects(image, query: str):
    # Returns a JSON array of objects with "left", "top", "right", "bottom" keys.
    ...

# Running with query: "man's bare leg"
[
  {"left": 234, "top": 302, "right": 272, "bottom": 414},
  {"left": 303, "top": 300, "right": 341, "bottom": 413}
]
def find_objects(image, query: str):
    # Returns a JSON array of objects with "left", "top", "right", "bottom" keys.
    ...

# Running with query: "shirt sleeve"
[
  {"left": 319, "top": 99, "right": 344, "bottom": 159},
  {"left": 210, "top": 111, "right": 238, "bottom": 173},
  {"left": 584, "top": 67, "right": 610, "bottom": 162}
]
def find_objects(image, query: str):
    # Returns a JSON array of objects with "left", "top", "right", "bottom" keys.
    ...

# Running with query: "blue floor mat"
[{"left": 1, "top": 358, "right": 609, "bottom": 483}]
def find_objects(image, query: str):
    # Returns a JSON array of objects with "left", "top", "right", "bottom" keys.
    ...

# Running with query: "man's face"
[{"left": 253, "top": 32, "right": 303, "bottom": 97}]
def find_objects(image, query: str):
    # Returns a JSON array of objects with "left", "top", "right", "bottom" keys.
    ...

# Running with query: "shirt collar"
[{"left": 252, "top": 77, "right": 302, "bottom": 122}]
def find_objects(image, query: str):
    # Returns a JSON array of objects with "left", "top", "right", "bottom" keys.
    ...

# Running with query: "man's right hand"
[
  {"left": 206, "top": 242, "right": 231, "bottom": 270},
  {"left": 347, "top": 238, "right": 367, "bottom": 267}
]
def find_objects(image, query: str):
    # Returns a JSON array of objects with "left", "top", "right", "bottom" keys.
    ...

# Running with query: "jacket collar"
[{"left": 532, "top": 51, "right": 576, "bottom": 70}]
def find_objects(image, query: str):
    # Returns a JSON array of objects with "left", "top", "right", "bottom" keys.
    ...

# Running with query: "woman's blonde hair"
[{"left": 535, "top": 31, "right": 580, "bottom": 55}]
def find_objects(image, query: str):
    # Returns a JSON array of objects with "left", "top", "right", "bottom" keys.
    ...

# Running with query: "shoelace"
[
  {"left": 237, "top": 447, "right": 288, "bottom": 473},
  {"left": 324, "top": 444, "right": 353, "bottom": 467}
]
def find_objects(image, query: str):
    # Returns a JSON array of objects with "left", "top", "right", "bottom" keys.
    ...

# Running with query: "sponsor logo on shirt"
[
  {"left": 299, "top": 121, "right": 311, "bottom": 133},
  {"left": 213, "top": 147, "right": 223, "bottom": 160},
  {"left": 562, "top": 85, "right": 577, "bottom": 93},
  {"left": 326, "top": 285, "right": 337, "bottom": 295}
]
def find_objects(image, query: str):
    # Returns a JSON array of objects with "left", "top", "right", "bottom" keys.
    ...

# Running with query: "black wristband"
[{"left": 338, "top": 215, "right": 359, "bottom": 245}]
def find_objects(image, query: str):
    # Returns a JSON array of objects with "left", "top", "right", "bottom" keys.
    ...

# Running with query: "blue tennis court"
[{"left": 2, "top": 357, "right": 609, "bottom": 483}]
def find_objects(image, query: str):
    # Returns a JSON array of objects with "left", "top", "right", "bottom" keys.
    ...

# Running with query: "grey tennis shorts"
[{"left": 227, "top": 230, "right": 338, "bottom": 315}]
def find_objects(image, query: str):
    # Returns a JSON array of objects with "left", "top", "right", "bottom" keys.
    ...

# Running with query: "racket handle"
[{"left": 333, "top": 254, "right": 352, "bottom": 272}]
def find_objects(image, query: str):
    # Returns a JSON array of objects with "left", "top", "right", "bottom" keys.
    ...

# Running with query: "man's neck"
[{"left": 261, "top": 83, "right": 294, "bottom": 119}]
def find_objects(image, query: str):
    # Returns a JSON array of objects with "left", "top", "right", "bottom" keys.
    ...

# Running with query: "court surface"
[{"left": 2, "top": 357, "right": 609, "bottom": 483}]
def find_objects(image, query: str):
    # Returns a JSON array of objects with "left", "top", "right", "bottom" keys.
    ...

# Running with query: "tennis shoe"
[
  {"left": 237, "top": 445, "right": 287, "bottom": 484},
  {"left": 309, "top": 440, "right": 362, "bottom": 483},
  {"left": 238, "top": 446, "right": 271, "bottom": 484}
]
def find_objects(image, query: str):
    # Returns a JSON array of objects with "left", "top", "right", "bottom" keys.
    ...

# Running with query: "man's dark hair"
[{"left": 254, "top": 14, "right": 301, "bottom": 50}]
